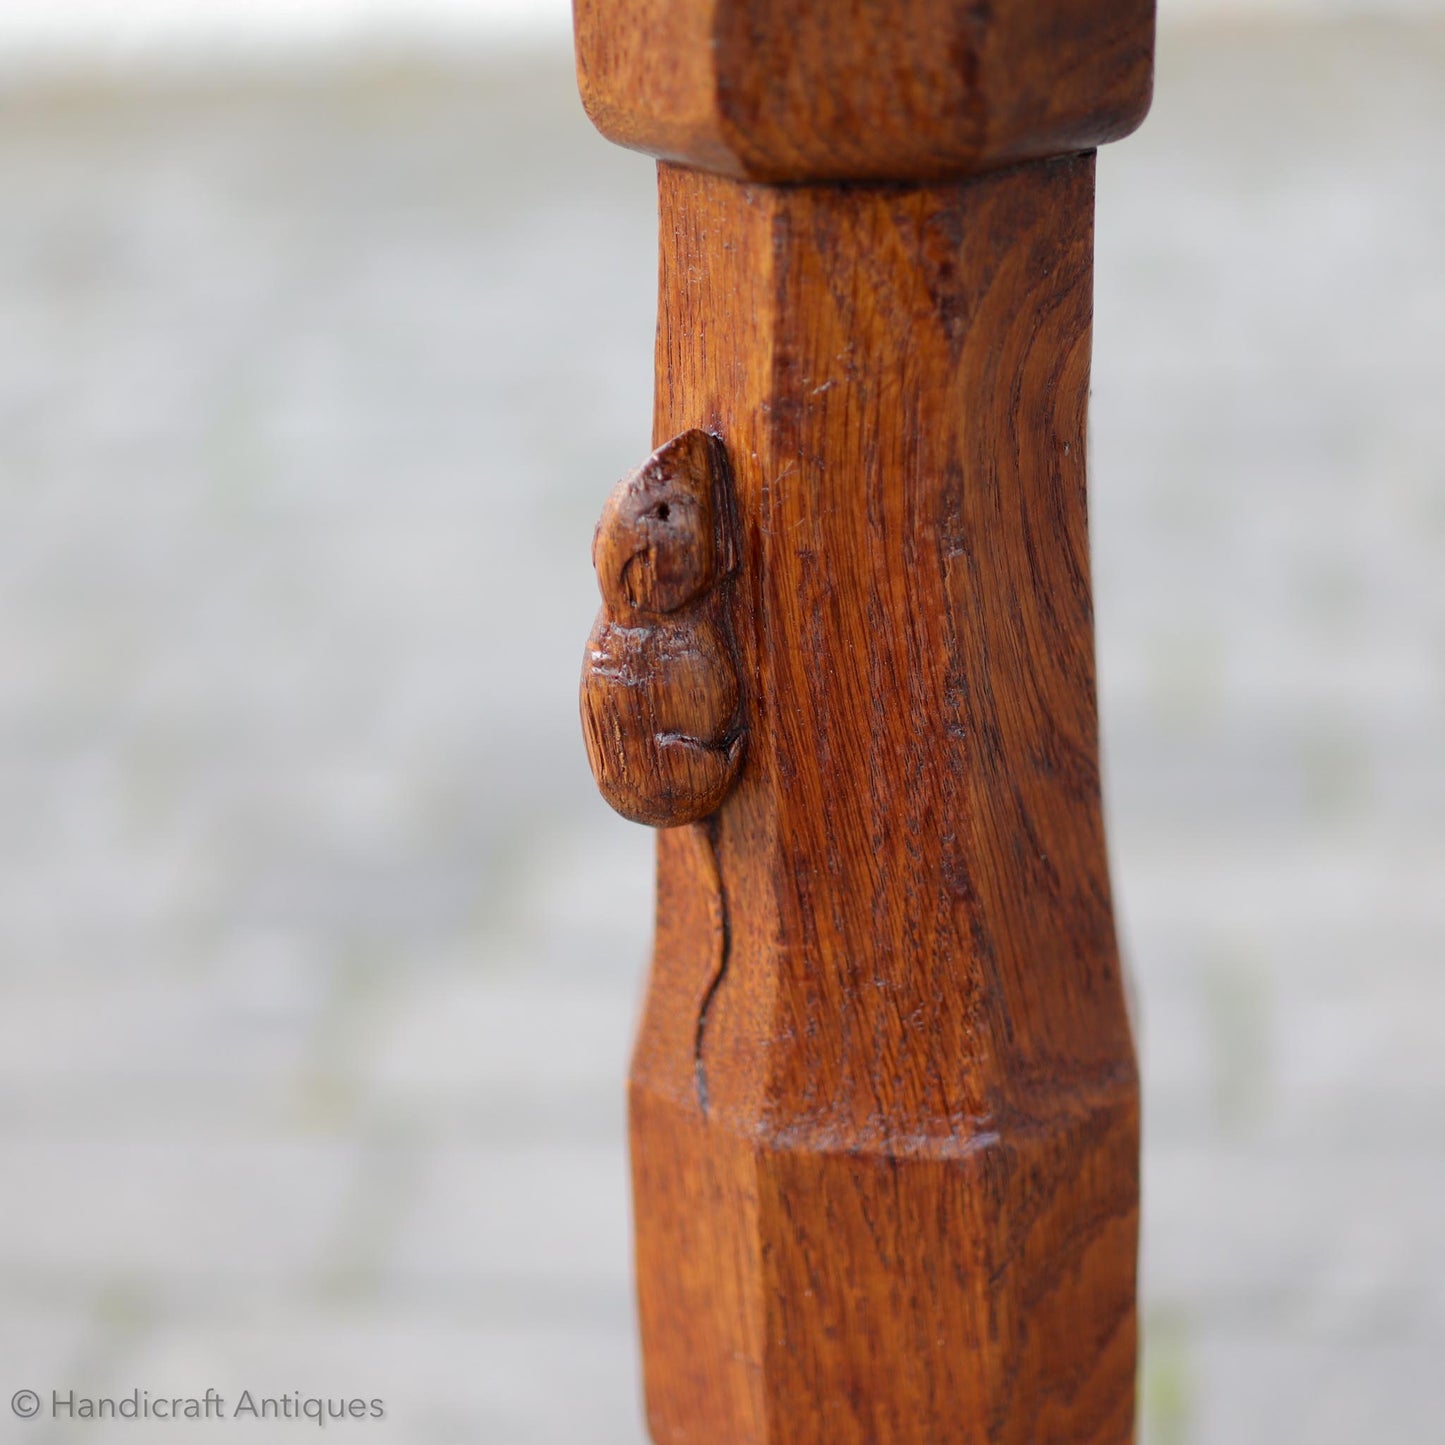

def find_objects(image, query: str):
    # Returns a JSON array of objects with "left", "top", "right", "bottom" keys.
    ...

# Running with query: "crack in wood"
[{"left": 692, "top": 815, "right": 731, "bottom": 1117}]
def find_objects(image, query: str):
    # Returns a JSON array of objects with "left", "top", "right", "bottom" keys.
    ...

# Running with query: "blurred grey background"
[{"left": 0, "top": 2, "right": 1441, "bottom": 1442}]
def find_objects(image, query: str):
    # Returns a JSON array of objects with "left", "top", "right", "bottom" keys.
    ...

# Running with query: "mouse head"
[{"left": 593, "top": 429, "right": 738, "bottom": 615}]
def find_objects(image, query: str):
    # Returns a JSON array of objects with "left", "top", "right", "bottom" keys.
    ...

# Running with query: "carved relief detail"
[{"left": 580, "top": 429, "right": 746, "bottom": 827}]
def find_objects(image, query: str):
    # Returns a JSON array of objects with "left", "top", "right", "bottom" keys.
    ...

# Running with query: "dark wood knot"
[{"left": 580, "top": 429, "right": 746, "bottom": 827}]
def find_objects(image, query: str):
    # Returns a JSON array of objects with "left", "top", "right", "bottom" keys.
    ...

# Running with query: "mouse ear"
[{"left": 646, "top": 429, "right": 715, "bottom": 501}]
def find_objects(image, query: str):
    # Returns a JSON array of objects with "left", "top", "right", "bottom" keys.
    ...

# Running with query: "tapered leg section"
[{"left": 628, "top": 156, "right": 1140, "bottom": 1445}]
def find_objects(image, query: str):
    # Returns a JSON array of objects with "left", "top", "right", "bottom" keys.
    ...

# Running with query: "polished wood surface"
[
  {"left": 574, "top": 2, "right": 1153, "bottom": 1439},
  {"left": 624, "top": 155, "right": 1138, "bottom": 1445},
  {"left": 574, "top": 0, "right": 1154, "bottom": 182}
]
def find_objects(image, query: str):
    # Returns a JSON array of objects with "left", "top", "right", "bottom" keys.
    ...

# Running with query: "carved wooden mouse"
[{"left": 580, "top": 429, "right": 745, "bottom": 827}]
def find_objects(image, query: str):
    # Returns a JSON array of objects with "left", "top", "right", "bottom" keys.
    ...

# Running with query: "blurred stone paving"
[{"left": 0, "top": 18, "right": 1442, "bottom": 1445}]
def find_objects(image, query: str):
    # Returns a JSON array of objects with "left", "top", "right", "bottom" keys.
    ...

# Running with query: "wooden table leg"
[{"left": 575, "top": 5, "right": 1156, "bottom": 1442}]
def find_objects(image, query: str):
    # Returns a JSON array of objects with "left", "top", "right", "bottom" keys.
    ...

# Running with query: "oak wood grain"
[
  {"left": 626, "top": 154, "right": 1140, "bottom": 1445},
  {"left": 574, "top": 0, "right": 1154, "bottom": 183},
  {"left": 572, "top": 0, "right": 1153, "bottom": 1436}
]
